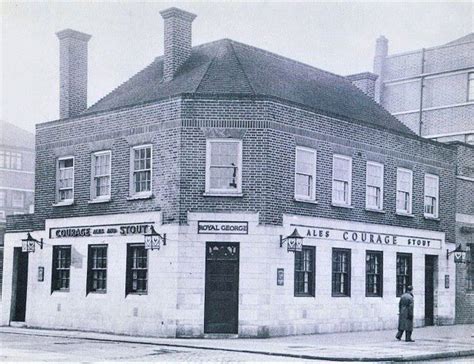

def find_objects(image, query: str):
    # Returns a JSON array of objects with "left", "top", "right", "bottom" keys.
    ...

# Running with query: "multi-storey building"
[
  {"left": 0, "top": 121, "right": 35, "bottom": 300},
  {"left": 371, "top": 34, "right": 474, "bottom": 324},
  {"left": 2, "top": 8, "right": 460, "bottom": 337}
]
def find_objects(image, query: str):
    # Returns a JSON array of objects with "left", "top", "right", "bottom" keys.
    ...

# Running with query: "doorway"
[
  {"left": 204, "top": 242, "right": 239, "bottom": 334},
  {"left": 424, "top": 255, "right": 437, "bottom": 326},
  {"left": 11, "top": 247, "right": 29, "bottom": 322}
]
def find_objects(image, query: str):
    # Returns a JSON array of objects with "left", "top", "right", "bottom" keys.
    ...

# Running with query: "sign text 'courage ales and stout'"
[
  {"left": 49, "top": 222, "right": 155, "bottom": 239},
  {"left": 294, "top": 225, "right": 442, "bottom": 249}
]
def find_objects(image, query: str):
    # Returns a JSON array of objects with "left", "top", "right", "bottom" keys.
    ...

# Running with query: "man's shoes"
[
  {"left": 405, "top": 339, "right": 415, "bottom": 342},
  {"left": 396, "top": 336, "right": 401, "bottom": 341}
]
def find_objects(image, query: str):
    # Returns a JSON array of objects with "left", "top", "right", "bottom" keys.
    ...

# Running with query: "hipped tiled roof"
[{"left": 86, "top": 39, "right": 414, "bottom": 135}]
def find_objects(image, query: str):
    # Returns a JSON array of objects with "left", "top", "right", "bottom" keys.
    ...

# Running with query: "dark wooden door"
[
  {"left": 204, "top": 242, "right": 239, "bottom": 334},
  {"left": 424, "top": 255, "right": 436, "bottom": 326},
  {"left": 12, "top": 248, "right": 29, "bottom": 322}
]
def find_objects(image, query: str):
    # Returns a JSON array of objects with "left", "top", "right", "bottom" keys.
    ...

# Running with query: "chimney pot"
[
  {"left": 56, "top": 29, "right": 92, "bottom": 119},
  {"left": 160, "top": 7, "right": 197, "bottom": 82}
]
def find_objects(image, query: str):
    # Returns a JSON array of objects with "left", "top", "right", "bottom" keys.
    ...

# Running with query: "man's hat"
[{"left": 407, "top": 285, "right": 413, "bottom": 291}]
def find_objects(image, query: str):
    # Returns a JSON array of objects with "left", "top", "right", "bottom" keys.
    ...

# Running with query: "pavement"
[{"left": 0, "top": 324, "right": 473, "bottom": 362}]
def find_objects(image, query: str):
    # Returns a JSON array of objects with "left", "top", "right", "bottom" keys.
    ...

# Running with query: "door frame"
[
  {"left": 10, "top": 247, "right": 29, "bottom": 322},
  {"left": 204, "top": 241, "right": 240, "bottom": 334},
  {"left": 424, "top": 254, "right": 438, "bottom": 326}
]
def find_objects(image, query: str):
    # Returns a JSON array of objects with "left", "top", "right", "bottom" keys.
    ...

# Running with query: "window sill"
[
  {"left": 294, "top": 197, "right": 318, "bottom": 205},
  {"left": 396, "top": 212, "right": 414, "bottom": 218},
  {"left": 203, "top": 192, "right": 243, "bottom": 197},
  {"left": 52, "top": 201, "right": 74, "bottom": 207},
  {"left": 88, "top": 198, "right": 111, "bottom": 204},
  {"left": 294, "top": 294, "right": 315, "bottom": 298},
  {"left": 424, "top": 215, "right": 440, "bottom": 221},
  {"left": 126, "top": 292, "right": 148, "bottom": 298},
  {"left": 366, "top": 294, "right": 383, "bottom": 298},
  {"left": 127, "top": 193, "right": 153, "bottom": 201},
  {"left": 51, "top": 290, "right": 69, "bottom": 295},
  {"left": 365, "top": 208, "right": 385, "bottom": 214},
  {"left": 86, "top": 291, "right": 107, "bottom": 296},
  {"left": 331, "top": 203, "right": 353, "bottom": 209},
  {"left": 331, "top": 294, "right": 351, "bottom": 298}
]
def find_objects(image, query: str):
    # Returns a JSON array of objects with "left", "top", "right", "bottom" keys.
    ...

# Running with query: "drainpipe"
[{"left": 418, "top": 48, "right": 425, "bottom": 137}]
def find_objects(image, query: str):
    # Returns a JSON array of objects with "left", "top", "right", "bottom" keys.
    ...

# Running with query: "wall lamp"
[
  {"left": 21, "top": 233, "right": 43, "bottom": 253},
  {"left": 144, "top": 226, "right": 166, "bottom": 251},
  {"left": 446, "top": 244, "right": 467, "bottom": 263},
  {"left": 280, "top": 228, "right": 304, "bottom": 253}
]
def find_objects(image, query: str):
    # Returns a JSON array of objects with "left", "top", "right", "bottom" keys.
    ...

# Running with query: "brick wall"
[
  {"left": 453, "top": 142, "right": 474, "bottom": 324},
  {"left": 23, "top": 96, "right": 457, "bottom": 243}
]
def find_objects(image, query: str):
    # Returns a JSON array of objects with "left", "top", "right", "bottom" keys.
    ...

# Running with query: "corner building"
[{"left": 2, "top": 8, "right": 459, "bottom": 337}]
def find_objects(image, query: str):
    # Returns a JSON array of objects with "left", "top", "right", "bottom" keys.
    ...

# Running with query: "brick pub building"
[
  {"left": 370, "top": 34, "right": 474, "bottom": 324},
  {"left": 1, "top": 8, "right": 460, "bottom": 337}
]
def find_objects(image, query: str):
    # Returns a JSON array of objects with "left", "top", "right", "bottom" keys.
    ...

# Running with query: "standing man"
[{"left": 396, "top": 285, "right": 415, "bottom": 342}]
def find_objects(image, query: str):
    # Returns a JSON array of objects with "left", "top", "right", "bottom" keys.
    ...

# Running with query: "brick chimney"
[
  {"left": 346, "top": 72, "right": 379, "bottom": 99},
  {"left": 56, "top": 29, "right": 92, "bottom": 119},
  {"left": 159, "top": 7, "right": 197, "bottom": 82},
  {"left": 373, "top": 35, "right": 388, "bottom": 104}
]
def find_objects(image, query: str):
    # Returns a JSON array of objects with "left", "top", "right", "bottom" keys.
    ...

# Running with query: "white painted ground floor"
[{"left": 1, "top": 211, "right": 456, "bottom": 337}]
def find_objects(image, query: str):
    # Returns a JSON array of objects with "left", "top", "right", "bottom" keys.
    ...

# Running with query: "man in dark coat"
[{"left": 396, "top": 285, "right": 415, "bottom": 342}]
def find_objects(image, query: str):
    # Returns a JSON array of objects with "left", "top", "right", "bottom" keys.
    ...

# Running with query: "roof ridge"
[
  {"left": 228, "top": 40, "right": 256, "bottom": 95},
  {"left": 193, "top": 41, "right": 221, "bottom": 93},
  {"left": 227, "top": 39, "right": 348, "bottom": 82}
]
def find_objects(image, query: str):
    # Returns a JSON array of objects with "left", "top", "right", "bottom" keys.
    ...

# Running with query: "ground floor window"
[
  {"left": 467, "top": 245, "right": 474, "bottom": 291},
  {"left": 332, "top": 248, "right": 351, "bottom": 296},
  {"left": 396, "top": 253, "right": 412, "bottom": 296},
  {"left": 294, "top": 246, "right": 315, "bottom": 296},
  {"left": 126, "top": 244, "right": 148, "bottom": 294},
  {"left": 87, "top": 245, "right": 107, "bottom": 293},
  {"left": 366, "top": 251, "right": 383, "bottom": 297},
  {"left": 52, "top": 245, "right": 71, "bottom": 292}
]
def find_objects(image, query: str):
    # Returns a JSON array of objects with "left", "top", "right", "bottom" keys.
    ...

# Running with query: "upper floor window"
[
  {"left": 131, "top": 145, "right": 152, "bottom": 197},
  {"left": 52, "top": 245, "right": 71, "bottom": 292},
  {"left": 11, "top": 191, "right": 24, "bottom": 208},
  {"left": 294, "top": 246, "right": 315, "bottom": 296},
  {"left": 366, "top": 162, "right": 384, "bottom": 210},
  {"left": 424, "top": 174, "right": 439, "bottom": 218},
  {"left": 91, "top": 151, "right": 111, "bottom": 201},
  {"left": 295, "top": 147, "right": 317, "bottom": 201},
  {"left": 57, "top": 157, "right": 74, "bottom": 203},
  {"left": 0, "top": 150, "right": 22, "bottom": 170},
  {"left": 205, "top": 139, "right": 242, "bottom": 195},
  {"left": 468, "top": 73, "right": 474, "bottom": 101},
  {"left": 396, "top": 168, "right": 412, "bottom": 215},
  {"left": 332, "top": 155, "right": 352, "bottom": 206}
]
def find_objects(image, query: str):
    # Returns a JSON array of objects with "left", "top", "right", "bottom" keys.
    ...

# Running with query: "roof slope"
[
  {"left": 86, "top": 39, "right": 414, "bottom": 135},
  {"left": 444, "top": 33, "right": 474, "bottom": 46},
  {"left": 0, "top": 120, "right": 35, "bottom": 149}
]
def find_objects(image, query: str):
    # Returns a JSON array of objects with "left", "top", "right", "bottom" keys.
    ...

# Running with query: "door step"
[
  {"left": 10, "top": 321, "right": 27, "bottom": 328},
  {"left": 203, "top": 334, "right": 238, "bottom": 339}
]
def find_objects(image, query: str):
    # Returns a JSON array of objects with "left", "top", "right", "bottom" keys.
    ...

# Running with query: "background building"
[
  {"left": 0, "top": 121, "right": 35, "bottom": 300},
  {"left": 369, "top": 34, "right": 474, "bottom": 324},
  {"left": 2, "top": 8, "right": 459, "bottom": 337}
]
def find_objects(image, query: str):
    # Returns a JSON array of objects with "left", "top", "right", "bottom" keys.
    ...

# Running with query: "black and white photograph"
[{"left": 0, "top": 0, "right": 473, "bottom": 362}]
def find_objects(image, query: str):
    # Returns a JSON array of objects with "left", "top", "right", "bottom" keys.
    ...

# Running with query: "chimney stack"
[
  {"left": 56, "top": 29, "right": 92, "bottom": 119},
  {"left": 159, "top": 7, "right": 197, "bottom": 82},
  {"left": 346, "top": 72, "right": 379, "bottom": 100},
  {"left": 373, "top": 35, "right": 388, "bottom": 104}
]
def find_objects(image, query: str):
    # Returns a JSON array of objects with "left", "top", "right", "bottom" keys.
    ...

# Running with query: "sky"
[{"left": 1, "top": 1, "right": 473, "bottom": 133}]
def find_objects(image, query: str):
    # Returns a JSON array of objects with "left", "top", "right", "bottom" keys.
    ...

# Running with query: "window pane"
[{"left": 294, "top": 246, "right": 314, "bottom": 296}]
